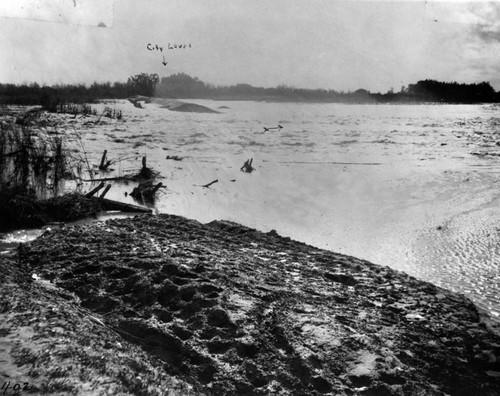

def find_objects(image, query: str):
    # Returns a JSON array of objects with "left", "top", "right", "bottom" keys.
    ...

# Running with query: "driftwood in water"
[
  {"left": 82, "top": 176, "right": 129, "bottom": 182},
  {"left": 130, "top": 182, "right": 163, "bottom": 199},
  {"left": 200, "top": 179, "right": 218, "bottom": 188},
  {"left": 99, "top": 184, "right": 112, "bottom": 199},
  {"left": 240, "top": 158, "right": 254, "bottom": 173},
  {"left": 130, "top": 181, "right": 164, "bottom": 204},
  {"left": 85, "top": 182, "right": 105, "bottom": 197},
  {"left": 82, "top": 156, "right": 159, "bottom": 183},
  {"left": 92, "top": 197, "right": 152, "bottom": 213},
  {"left": 137, "top": 156, "right": 158, "bottom": 180},
  {"left": 166, "top": 155, "right": 183, "bottom": 161},
  {"left": 99, "top": 150, "right": 111, "bottom": 171},
  {"left": 150, "top": 182, "right": 164, "bottom": 194}
]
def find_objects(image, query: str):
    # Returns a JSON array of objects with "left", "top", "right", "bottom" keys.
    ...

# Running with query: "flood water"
[{"left": 5, "top": 100, "right": 500, "bottom": 320}]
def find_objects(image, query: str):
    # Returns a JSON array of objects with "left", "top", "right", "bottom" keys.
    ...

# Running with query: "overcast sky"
[{"left": 1, "top": 0, "right": 499, "bottom": 92}]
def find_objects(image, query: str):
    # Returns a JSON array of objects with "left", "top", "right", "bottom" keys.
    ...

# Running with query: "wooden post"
[
  {"left": 85, "top": 181, "right": 105, "bottom": 197},
  {"left": 99, "top": 184, "right": 112, "bottom": 199},
  {"left": 99, "top": 150, "right": 108, "bottom": 170}
]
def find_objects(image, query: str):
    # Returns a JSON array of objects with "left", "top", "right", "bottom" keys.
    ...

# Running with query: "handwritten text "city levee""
[{"left": 147, "top": 43, "right": 192, "bottom": 52}]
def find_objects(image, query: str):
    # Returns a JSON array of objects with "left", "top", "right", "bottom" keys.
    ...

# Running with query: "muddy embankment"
[{"left": 2, "top": 214, "right": 500, "bottom": 395}]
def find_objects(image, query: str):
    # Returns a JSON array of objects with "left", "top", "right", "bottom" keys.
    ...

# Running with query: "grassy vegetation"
[
  {"left": 0, "top": 113, "right": 104, "bottom": 231},
  {"left": 56, "top": 103, "right": 97, "bottom": 116},
  {"left": 0, "top": 117, "right": 65, "bottom": 199},
  {"left": 54, "top": 103, "right": 123, "bottom": 120},
  {"left": 102, "top": 106, "right": 123, "bottom": 120},
  {"left": 0, "top": 117, "right": 62, "bottom": 229}
]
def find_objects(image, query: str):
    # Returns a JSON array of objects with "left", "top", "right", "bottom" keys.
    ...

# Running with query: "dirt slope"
[
  {"left": 0, "top": 255, "right": 196, "bottom": 395},
  {"left": 3, "top": 214, "right": 500, "bottom": 395}
]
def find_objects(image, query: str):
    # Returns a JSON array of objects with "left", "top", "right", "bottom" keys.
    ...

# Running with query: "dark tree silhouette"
[
  {"left": 405, "top": 80, "right": 496, "bottom": 103},
  {"left": 127, "top": 73, "right": 159, "bottom": 97},
  {"left": 156, "top": 73, "right": 208, "bottom": 98}
]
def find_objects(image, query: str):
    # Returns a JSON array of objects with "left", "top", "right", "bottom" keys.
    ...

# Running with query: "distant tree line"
[
  {"left": 0, "top": 73, "right": 159, "bottom": 111},
  {"left": 1, "top": 73, "right": 499, "bottom": 108},
  {"left": 370, "top": 80, "right": 498, "bottom": 104},
  {"left": 157, "top": 74, "right": 500, "bottom": 103},
  {"left": 156, "top": 73, "right": 375, "bottom": 103}
]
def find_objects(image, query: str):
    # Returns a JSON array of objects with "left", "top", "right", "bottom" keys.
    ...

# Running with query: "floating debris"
[{"left": 240, "top": 158, "right": 254, "bottom": 173}]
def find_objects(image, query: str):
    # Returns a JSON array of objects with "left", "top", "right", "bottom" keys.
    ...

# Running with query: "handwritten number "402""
[{"left": 1, "top": 381, "right": 31, "bottom": 394}]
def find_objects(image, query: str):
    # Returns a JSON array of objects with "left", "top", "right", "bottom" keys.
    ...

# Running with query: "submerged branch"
[{"left": 199, "top": 179, "right": 218, "bottom": 188}]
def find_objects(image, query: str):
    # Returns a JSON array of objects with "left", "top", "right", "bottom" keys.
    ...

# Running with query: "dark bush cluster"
[{"left": 0, "top": 73, "right": 160, "bottom": 110}]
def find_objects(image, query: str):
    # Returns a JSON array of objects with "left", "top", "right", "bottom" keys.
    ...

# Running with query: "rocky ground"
[{"left": 2, "top": 214, "right": 500, "bottom": 395}]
